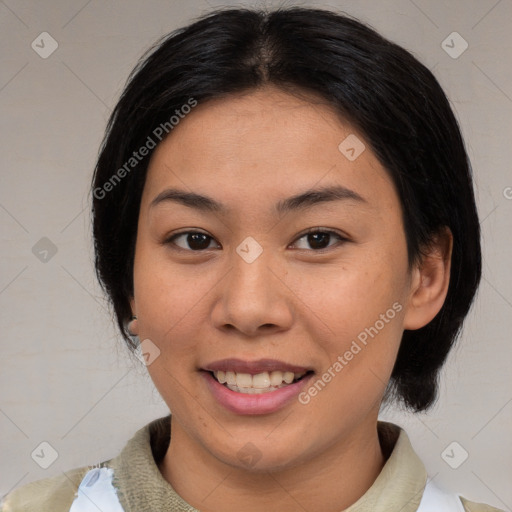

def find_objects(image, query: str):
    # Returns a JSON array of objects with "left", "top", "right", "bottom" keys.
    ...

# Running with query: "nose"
[{"left": 211, "top": 247, "right": 294, "bottom": 338}]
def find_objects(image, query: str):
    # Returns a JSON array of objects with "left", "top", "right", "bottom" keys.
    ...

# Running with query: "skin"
[{"left": 129, "top": 85, "right": 452, "bottom": 512}]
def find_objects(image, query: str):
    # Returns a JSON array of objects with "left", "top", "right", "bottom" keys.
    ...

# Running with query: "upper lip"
[{"left": 202, "top": 358, "right": 312, "bottom": 375}]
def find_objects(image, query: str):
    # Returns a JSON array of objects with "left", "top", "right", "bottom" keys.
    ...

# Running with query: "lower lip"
[{"left": 201, "top": 371, "right": 314, "bottom": 415}]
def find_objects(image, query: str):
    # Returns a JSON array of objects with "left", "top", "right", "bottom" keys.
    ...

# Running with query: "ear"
[{"left": 403, "top": 227, "right": 453, "bottom": 330}]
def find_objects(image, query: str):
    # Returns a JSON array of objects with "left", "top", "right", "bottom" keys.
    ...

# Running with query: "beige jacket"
[{"left": 1, "top": 415, "right": 503, "bottom": 511}]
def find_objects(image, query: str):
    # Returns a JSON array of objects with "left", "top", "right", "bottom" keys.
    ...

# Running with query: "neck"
[{"left": 158, "top": 417, "right": 386, "bottom": 512}]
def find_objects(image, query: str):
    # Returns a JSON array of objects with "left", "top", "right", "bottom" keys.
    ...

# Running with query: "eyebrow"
[{"left": 150, "top": 185, "right": 366, "bottom": 215}]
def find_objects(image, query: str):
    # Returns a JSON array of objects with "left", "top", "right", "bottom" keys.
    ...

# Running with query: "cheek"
[
  {"left": 300, "top": 249, "right": 408, "bottom": 388},
  {"left": 134, "top": 236, "right": 205, "bottom": 324},
  {"left": 132, "top": 245, "right": 212, "bottom": 380},
  {"left": 306, "top": 256, "right": 406, "bottom": 334},
  {"left": 298, "top": 271, "right": 405, "bottom": 418},
  {"left": 135, "top": 267, "right": 207, "bottom": 412}
]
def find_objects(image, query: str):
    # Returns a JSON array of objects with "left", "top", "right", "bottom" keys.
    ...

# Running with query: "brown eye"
[
  {"left": 167, "top": 231, "right": 219, "bottom": 251},
  {"left": 292, "top": 229, "right": 347, "bottom": 251}
]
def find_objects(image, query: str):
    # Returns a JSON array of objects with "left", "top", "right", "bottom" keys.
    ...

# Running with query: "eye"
[
  {"left": 290, "top": 228, "right": 348, "bottom": 251},
  {"left": 165, "top": 231, "right": 220, "bottom": 251}
]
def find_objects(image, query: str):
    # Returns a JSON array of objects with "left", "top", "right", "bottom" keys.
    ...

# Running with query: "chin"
[{"left": 205, "top": 434, "right": 311, "bottom": 474}]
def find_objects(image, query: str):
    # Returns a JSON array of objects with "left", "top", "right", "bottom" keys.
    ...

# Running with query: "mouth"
[
  {"left": 200, "top": 358, "right": 315, "bottom": 414},
  {"left": 209, "top": 369, "right": 312, "bottom": 394}
]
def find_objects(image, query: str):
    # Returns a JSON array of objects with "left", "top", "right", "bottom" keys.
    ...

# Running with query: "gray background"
[{"left": 0, "top": 0, "right": 511, "bottom": 509}]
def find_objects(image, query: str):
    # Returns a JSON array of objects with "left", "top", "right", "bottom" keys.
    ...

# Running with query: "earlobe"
[
  {"left": 403, "top": 227, "right": 453, "bottom": 330},
  {"left": 127, "top": 315, "right": 139, "bottom": 336},
  {"left": 128, "top": 297, "right": 139, "bottom": 336}
]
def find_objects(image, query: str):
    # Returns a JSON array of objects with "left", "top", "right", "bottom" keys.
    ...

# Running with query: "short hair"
[{"left": 91, "top": 7, "right": 481, "bottom": 412}]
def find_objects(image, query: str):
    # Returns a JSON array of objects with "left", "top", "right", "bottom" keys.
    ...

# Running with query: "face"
[{"left": 130, "top": 86, "right": 417, "bottom": 471}]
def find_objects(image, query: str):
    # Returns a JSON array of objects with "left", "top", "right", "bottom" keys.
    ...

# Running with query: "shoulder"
[
  {"left": 0, "top": 416, "right": 168, "bottom": 512},
  {"left": 380, "top": 423, "right": 504, "bottom": 512},
  {"left": 1, "top": 465, "right": 92, "bottom": 512},
  {"left": 418, "top": 479, "right": 505, "bottom": 512},
  {"left": 461, "top": 496, "right": 505, "bottom": 512}
]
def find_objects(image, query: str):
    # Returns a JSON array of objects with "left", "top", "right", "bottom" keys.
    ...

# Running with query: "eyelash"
[{"left": 164, "top": 227, "right": 349, "bottom": 253}]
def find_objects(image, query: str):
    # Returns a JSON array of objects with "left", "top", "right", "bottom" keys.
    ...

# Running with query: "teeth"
[
  {"left": 235, "top": 373, "right": 252, "bottom": 388},
  {"left": 212, "top": 370, "right": 307, "bottom": 393},
  {"left": 252, "top": 372, "right": 270, "bottom": 388},
  {"left": 270, "top": 371, "right": 284, "bottom": 387},
  {"left": 283, "top": 371, "right": 295, "bottom": 384}
]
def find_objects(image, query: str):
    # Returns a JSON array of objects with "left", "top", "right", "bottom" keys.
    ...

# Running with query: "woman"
[{"left": 2, "top": 6, "right": 503, "bottom": 512}]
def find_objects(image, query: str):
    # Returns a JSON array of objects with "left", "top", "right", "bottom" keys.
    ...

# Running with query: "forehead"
[{"left": 142, "top": 86, "right": 398, "bottom": 215}]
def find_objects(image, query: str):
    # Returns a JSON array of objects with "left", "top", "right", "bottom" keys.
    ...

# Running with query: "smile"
[
  {"left": 212, "top": 370, "right": 309, "bottom": 394},
  {"left": 201, "top": 359, "right": 315, "bottom": 414}
]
